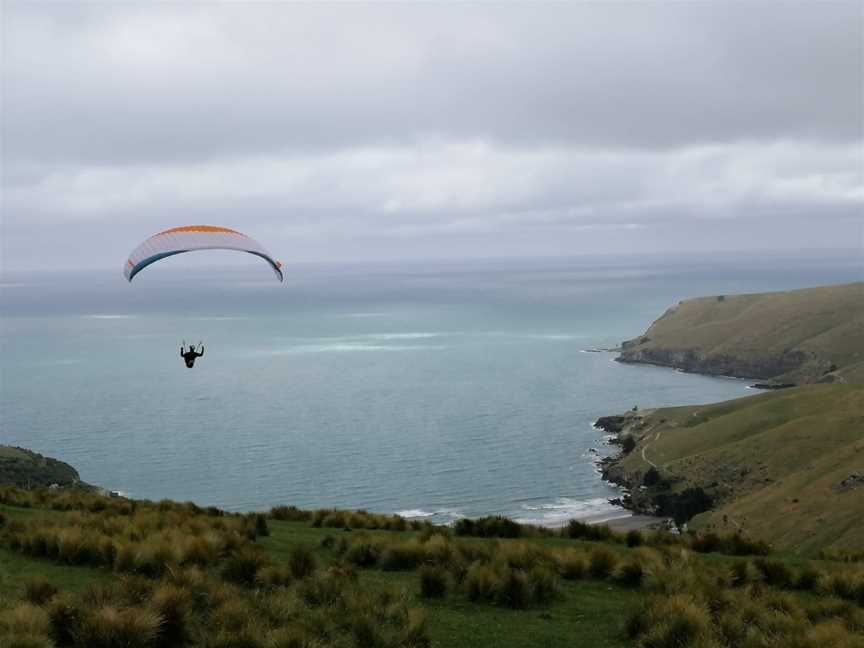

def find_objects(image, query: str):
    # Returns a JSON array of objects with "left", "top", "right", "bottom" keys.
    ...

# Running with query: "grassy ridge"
[
  {"left": 617, "top": 282, "right": 864, "bottom": 383},
  {"left": 606, "top": 384, "right": 864, "bottom": 554}
]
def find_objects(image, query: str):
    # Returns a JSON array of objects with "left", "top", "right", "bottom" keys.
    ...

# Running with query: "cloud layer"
[{"left": 2, "top": 3, "right": 862, "bottom": 270}]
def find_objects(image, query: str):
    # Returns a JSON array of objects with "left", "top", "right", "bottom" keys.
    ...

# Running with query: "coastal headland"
[
  {"left": 599, "top": 282, "right": 864, "bottom": 554},
  {"left": 616, "top": 282, "right": 864, "bottom": 386}
]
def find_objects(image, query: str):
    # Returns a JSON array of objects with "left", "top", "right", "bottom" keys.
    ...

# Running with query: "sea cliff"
[{"left": 615, "top": 282, "right": 864, "bottom": 386}]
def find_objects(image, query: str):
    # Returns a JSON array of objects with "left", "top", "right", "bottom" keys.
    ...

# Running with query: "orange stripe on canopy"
[{"left": 154, "top": 225, "right": 244, "bottom": 237}]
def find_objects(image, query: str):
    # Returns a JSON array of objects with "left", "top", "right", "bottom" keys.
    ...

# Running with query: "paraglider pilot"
[{"left": 181, "top": 342, "right": 204, "bottom": 368}]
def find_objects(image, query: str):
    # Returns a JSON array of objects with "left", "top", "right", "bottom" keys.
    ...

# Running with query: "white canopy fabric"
[{"left": 124, "top": 225, "right": 283, "bottom": 282}]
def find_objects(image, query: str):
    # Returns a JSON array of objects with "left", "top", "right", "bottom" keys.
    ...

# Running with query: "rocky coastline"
[
  {"left": 614, "top": 344, "right": 830, "bottom": 384},
  {"left": 595, "top": 411, "right": 715, "bottom": 526},
  {"left": 595, "top": 413, "right": 652, "bottom": 515}
]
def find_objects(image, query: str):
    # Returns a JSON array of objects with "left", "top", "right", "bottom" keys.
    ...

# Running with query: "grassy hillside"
[
  {"left": 604, "top": 384, "right": 864, "bottom": 554},
  {"left": 2, "top": 488, "right": 864, "bottom": 648},
  {"left": 0, "top": 447, "right": 89, "bottom": 490},
  {"left": 617, "top": 282, "right": 864, "bottom": 384}
]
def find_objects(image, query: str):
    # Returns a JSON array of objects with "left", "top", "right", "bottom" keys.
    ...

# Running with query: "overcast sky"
[{"left": 2, "top": 2, "right": 862, "bottom": 272}]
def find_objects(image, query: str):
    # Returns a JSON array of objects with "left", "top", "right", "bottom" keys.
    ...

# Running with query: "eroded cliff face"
[{"left": 616, "top": 343, "right": 832, "bottom": 382}]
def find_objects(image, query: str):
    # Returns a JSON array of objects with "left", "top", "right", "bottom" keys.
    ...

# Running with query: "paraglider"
[
  {"left": 181, "top": 342, "right": 204, "bottom": 368},
  {"left": 123, "top": 225, "right": 283, "bottom": 282},
  {"left": 124, "top": 225, "right": 282, "bottom": 368}
]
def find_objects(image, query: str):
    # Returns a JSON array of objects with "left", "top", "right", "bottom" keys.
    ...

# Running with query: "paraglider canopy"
[{"left": 124, "top": 225, "right": 283, "bottom": 282}]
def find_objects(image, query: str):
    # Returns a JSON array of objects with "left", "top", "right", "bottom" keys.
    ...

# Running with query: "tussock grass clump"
[
  {"left": 0, "top": 603, "right": 51, "bottom": 639},
  {"left": 3, "top": 635, "right": 55, "bottom": 648},
  {"left": 461, "top": 560, "right": 560, "bottom": 609},
  {"left": 0, "top": 485, "right": 227, "bottom": 519},
  {"left": 563, "top": 519, "right": 617, "bottom": 542},
  {"left": 2, "top": 504, "right": 255, "bottom": 576},
  {"left": 423, "top": 534, "right": 461, "bottom": 567},
  {"left": 309, "top": 508, "right": 411, "bottom": 531},
  {"left": 255, "top": 565, "right": 294, "bottom": 590},
  {"left": 253, "top": 514, "right": 269, "bottom": 537},
  {"left": 418, "top": 566, "right": 448, "bottom": 598},
  {"left": 729, "top": 559, "right": 762, "bottom": 587},
  {"left": 556, "top": 550, "right": 588, "bottom": 580},
  {"left": 718, "top": 532, "right": 771, "bottom": 556},
  {"left": 754, "top": 557, "right": 796, "bottom": 588},
  {"left": 796, "top": 564, "right": 827, "bottom": 592},
  {"left": 690, "top": 531, "right": 722, "bottom": 553},
  {"left": 269, "top": 505, "right": 310, "bottom": 522},
  {"left": 627, "top": 594, "right": 712, "bottom": 646},
  {"left": 616, "top": 560, "right": 647, "bottom": 588},
  {"left": 74, "top": 606, "right": 164, "bottom": 648},
  {"left": 789, "top": 620, "right": 864, "bottom": 648},
  {"left": 821, "top": 548, "right": 864, "bottom": 563},
  {"left": 496, "top": 541, "right": 553, "bottom": 571},
  {"left": 464, "top": 563, "right": 500, "bottom": 603},
  {"left": 287, "top": 544, "right": 317, "bottom": 579},
  {"left": 148, "top": 583, "right": 192, "bottom": 647},
  {"left": 588, "top": 547, "right": 618, "bottom": 578},
  {"left": 495, "top": 568, "right": 530, "bottom": 609},
  {"left": 46, "top": 592, "right": 83, "bottom": 646},
  {"left": 222, "top": 547, "right": 271, "bottom": 586},
  {"left": 626, "top": 529, "right": 644, "bottom": 547},
  {"left": 806, "top": 598, "right": 864, "bottom": 633},
  {"left": 22, "top": 577, "right": 59, "bottom": 606},
  {"left": 343, "top": 535, "right": 384, "bottom": 567},
  {"left": 454, "top": 516, "right": 525, "bottom": 539},
  {"left": 526, "top": 566, "right": 559, "bottom": 604},
  {"left": 380, "top": 541, "right": 425, "bottom": 571},
  {"left": 628, "top": 570, "right": 864, "bottom": 648},
  {"left": 828, "top": 569, "right": 864, "bottom": 605}
]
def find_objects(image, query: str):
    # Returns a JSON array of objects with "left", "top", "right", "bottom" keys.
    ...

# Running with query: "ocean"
[{"left": 1, "top": 251, "right": 860, "bottom": 525}]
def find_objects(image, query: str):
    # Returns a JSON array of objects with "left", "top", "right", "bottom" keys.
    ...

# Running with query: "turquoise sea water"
[{"left": 1, "top": 253, "right": 860, "bottom": 524}]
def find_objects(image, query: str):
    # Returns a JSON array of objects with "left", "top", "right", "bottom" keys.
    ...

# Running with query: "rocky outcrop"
[
  {"left": 594, "top": 415, "right": 627, "bottom": 433},
  {"left": 839, "top": 473, "right": 864, "bottom": 491}
]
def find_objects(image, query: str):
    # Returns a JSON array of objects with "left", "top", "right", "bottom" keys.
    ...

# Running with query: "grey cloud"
[{"left": 3, "top": 3, "right": 861, "bottom": 167}]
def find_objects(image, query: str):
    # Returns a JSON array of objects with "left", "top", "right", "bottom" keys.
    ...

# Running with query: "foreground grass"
[
  {"left": 260, "top": 520, "right": 638, "bottom": 648},
  {"left": 0, "top": 547, "right": 108, "bottom": 603},
  {"left": 2, "top": 490, "right": 863, "bottom": 648}
]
